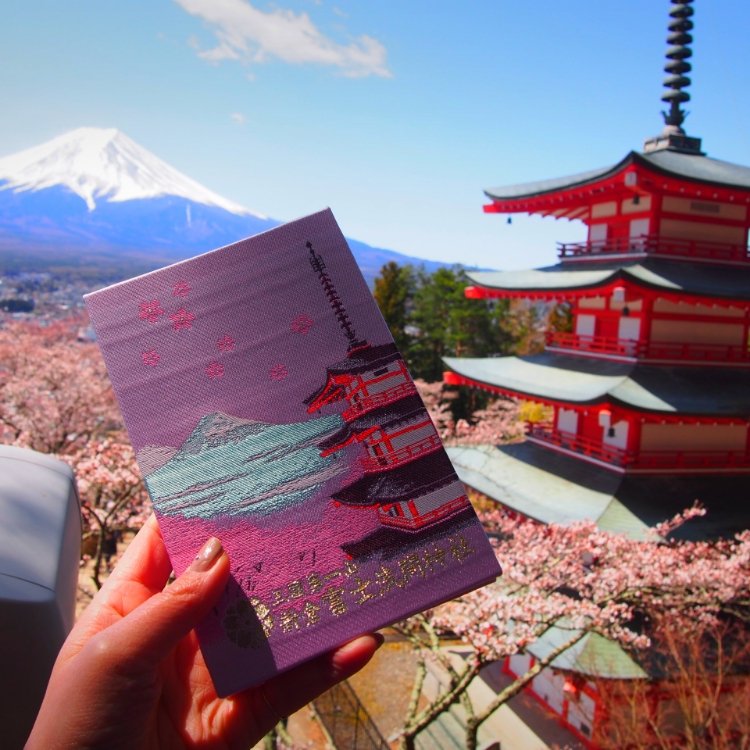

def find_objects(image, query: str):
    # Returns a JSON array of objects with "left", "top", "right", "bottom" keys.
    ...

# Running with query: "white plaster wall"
[
  {"left": 576, "top": 315, "right": 596, "bottom": 337},
  {"left": 640, "top": 423, "right": 747, "bottom": 452},
  {"left": 557, "top": 408, "right": 579, "bottom": 435},
  {"left": 603, "top": 420, "right": 629, "bottom": 450},
  {"left": 650, "top": 320, "right": 744, "bottom": 345}
]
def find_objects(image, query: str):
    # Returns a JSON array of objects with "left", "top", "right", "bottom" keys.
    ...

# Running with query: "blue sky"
[{"left": 1, "top": 1, "right": 748, "bottom": 270}]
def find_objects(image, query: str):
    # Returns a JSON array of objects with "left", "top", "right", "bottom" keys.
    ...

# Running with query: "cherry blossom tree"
[
  {"left": 596, "top": 615, "right": 750, "bottom": 749},
  {"left": 415, "top": 379, "right": 525, "bottom": 446},
  {"left": 65, "top": 439, "right": 151, "bottom": 590},
  {"left": 0, "top": 320, "right": 118, "bottom": 454},
  {"left": 0, "top": 320, "right": 150, "bottom": 592},
  {"left": 393, "top": 504, "right": 750, "bottom": 750}
]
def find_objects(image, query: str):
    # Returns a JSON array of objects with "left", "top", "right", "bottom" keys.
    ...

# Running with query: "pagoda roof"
[
  {"left": 443, "top": 353, "right": 750, "bottom": 415},
  {"left": 485, "top": 149, "right": 750, "bottom": 203},
  {"left": 304, "top": 342, "right": 401, "bottom": 410},
  {"left": 332, "top": 449, "right": 456, "bottom": 504},
  {"left": 466, "top": 257, "right": 750, "bottom": 302},
  {"left": 319, "top": 394, "right": 425, "bottom": 451},
  {"left": 448, "top": 442, "right": 749, "bottom": 540}
]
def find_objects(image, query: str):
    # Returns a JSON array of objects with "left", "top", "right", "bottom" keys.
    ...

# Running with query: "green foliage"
[
  {"left": 372, "top": 261, "right": 414, "bottom": 354},
  {"left": 372, "top": 262, "right": 516, "bottom": 384}
]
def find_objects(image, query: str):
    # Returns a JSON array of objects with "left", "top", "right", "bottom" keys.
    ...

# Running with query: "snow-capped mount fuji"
[
  {"left": 0, "top": 127, "right": 442, "bottom": 283},
  {"left": 0, "top": 127, "right": 259, "bottom": 215}
]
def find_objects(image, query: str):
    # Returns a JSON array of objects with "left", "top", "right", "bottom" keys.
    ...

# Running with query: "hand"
[{"left": 27, "top": 515, "right": 382, "bottom": 749}]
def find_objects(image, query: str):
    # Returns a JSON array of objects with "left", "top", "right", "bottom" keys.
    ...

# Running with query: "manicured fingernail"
[{"left": 190, "top": 537, "right": 223, "bottom": 572}]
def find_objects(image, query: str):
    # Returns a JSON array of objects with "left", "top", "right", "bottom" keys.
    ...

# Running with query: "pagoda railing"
[
  {"left": 528, "top": 424, "right": 750, "bottom": 471},
  {"left": 528, "top": 424, "right": 629, "bottom": 467},
  {"left": 360, "top": 434, "right": 442, "bottom": 473},
  {"left": 546, "top": 332, "right": 750, "bottom": 363},
  {"left": 558, "top": 235, "right": 750, "bottom": 264},
  {"left": 342, "top": 381, "right": 417, "bottom": 421}
]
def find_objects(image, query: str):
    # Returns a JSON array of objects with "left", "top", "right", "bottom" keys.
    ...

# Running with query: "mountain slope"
[{"left": 0, "top": 128, "right": 446, "bottom": 283}]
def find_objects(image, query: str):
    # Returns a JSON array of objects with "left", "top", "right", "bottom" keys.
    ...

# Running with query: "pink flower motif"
[
  {"left": 206, "top": 361, "right": 225, "bottom": 379},
  {"left": 172, "top": 281, "right": 191, "bottom": 297},
  {"left": 269, "top": 363, "right": 288, "bottom": 381},
  {"left": 217, "top": 334, "right": 236, "bottom": 353},
  {"left": 138, "top": 300, "right": 165, "bottom": 323},
  {"left": 141, "top": 350, "right": 160, "bottom": 367},
  {"left": 290, "top": 314, "right": 313, "bottom": 335},
  {"left": 169, "top": 308, "right": 195, "bottom": 330}
]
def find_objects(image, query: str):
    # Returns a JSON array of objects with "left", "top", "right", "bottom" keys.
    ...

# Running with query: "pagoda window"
[
  {"left": 628, "top": 217, "right": 650, "bottom": 245},
  {"left": 618, "top": 316, "right": 641, "bottom": 346},
  {"left": 603, "top": 419, "right": 629, "bottom": 451},
  {"left": 575, "top": 314, "right": 596, "bottom": 338},
  {"left": 589, "top": 223, "right": 608, "bottom": 247},
  {"left": 557, "top": 408, "right": 578, "bottom": 435}
]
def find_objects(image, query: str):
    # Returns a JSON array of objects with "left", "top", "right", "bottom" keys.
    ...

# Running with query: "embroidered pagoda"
[
  {"left": 304, "top": 242, "right": 471, "bottom": 544},
  {"left": 442, "top": 2, "right": 750, "bottom": 744},
  {"left": 445, "top": 1, "right": 750, "bottom": 544}
]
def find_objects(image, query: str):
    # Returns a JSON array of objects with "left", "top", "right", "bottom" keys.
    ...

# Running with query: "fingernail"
[{"left": 190, "top": 537, "right": 223, "bottom": 572}]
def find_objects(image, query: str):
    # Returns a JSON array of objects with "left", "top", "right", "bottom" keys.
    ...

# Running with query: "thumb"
[{"left": 93, "top": 537, "right": 231, "bottom": 671}]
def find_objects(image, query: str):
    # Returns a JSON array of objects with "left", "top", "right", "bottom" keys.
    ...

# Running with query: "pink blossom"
[
  {"left": 138, "top": 300, "right": 164, "bottom": 323},
  {"left": 169, "top": 308, "right": 195, "bottom": 330}
]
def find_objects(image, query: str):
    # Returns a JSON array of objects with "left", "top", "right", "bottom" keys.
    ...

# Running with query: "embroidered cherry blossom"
[
  {"left": 217, "top": 334, "right": 236, "bottom": 352},
  {"left": 169, "top": 308, "right": 195, "bottom": 330},
  {"left": 269, "top": 363, "right": 288, "bottom": 381},
  {"left": 290, "top": 314, "right": 313, "bottom": 335},
  {"left": 141, "top": 350, "right": 160, "bottom": 367},
  {"left": 205, "top": 361, "right": 225, "bottom": 379},
  {"left": 138, "top": 300, "right": 165, "bottom": 323},
  {"left": 172, "top": 281, "right": 191, "bottom": 297}
]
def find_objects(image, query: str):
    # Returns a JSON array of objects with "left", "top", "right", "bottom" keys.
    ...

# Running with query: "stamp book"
[{"left": 86, "top": 209, "right": 501, "bottom": 696}]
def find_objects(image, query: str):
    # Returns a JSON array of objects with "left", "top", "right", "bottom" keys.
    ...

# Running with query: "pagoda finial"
[
  {"left": 307, "top": 241, "right": 368, "bottom": 353},
  {"left": 644, "top": 0, "right": 703, "bottom": 154},
  {"left": 661, "top": 0, "right": 694, "bottom": 132}
]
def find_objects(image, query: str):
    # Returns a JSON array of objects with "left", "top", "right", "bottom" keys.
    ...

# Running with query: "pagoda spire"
[
  {"left": 307, "top": 240, "right": 368, "bottom": 352},
  {"left": 644, "top": 0, "right": 703, "bottom": 155}
]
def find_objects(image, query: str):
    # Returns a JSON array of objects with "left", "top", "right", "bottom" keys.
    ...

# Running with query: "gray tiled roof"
[
  {"left": 443, "top": 352, "right": 750, "bottom": 415},
  {"left": 448, "top": 442, "right": 750, "bottom": 541},
  {"left": 485, "top": 150, "right": 750, "bottom": 201},
  {"left": 467, "top": 258, "right": 750, "bottom": 300}
]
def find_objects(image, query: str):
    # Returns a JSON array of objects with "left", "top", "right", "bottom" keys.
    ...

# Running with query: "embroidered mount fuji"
[{"left": 85, "top": 209, "right": 501, "bottom": 696}]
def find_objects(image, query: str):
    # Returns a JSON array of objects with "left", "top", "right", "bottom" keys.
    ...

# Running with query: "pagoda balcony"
[
  {"left": 527, "top": 424, "right": 629, "bottom": 468},
  {"left": 528, "top": 424, "right": 750, "bottom": 473},
  {"left": 546, "top": 331, "right": 750, "bottom": 364},
  {"left": 360, "top": 434, "right": 442, "bottom": 473},
  {"left": 558, "top": 235, "right": 750, "bottom": 265},
  {"left": 342, "top": 381, "right": 417, "bottom": 421}
]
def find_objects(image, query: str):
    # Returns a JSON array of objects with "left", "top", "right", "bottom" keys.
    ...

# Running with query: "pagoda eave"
[
  {"left": 448, "top": 444, "right": 750, "bottom": 541},
  {"left": 484, "top": 151, "right": 750, "bottom": 220},
  {"left": 443, "top": 355, "right": 750, "bottom": 417}
]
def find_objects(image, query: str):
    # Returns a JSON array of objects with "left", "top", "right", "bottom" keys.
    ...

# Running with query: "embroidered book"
[{"left": 85, "top": 209, "right": 501, "bottom": 696}]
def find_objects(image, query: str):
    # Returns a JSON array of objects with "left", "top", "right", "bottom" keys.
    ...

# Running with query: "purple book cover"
[{"left": 85, "top": 209, "right": 501, "bottom": 696}]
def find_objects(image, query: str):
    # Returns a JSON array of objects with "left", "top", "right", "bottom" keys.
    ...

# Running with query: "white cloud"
[
  {"left": 174, "top": 0, "right": 391, "bottom": 78},
  {"left": 230, "top": 112, "right": 247, "bottom": 125}
]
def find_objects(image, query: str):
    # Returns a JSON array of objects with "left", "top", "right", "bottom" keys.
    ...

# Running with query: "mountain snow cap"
[{"left": 0, "top": 126, "right": 261, "bottom": 216}]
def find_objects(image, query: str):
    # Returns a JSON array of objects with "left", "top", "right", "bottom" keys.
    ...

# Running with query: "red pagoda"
[
  {"left": 443, "top": 1, "right": 750, "bottom": 743},
  {"left": 304, "top": 241, "right": 471, "bottom": 542},
  {"left": 445, "top": 2, "right": 750, "bottom": 544}
]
